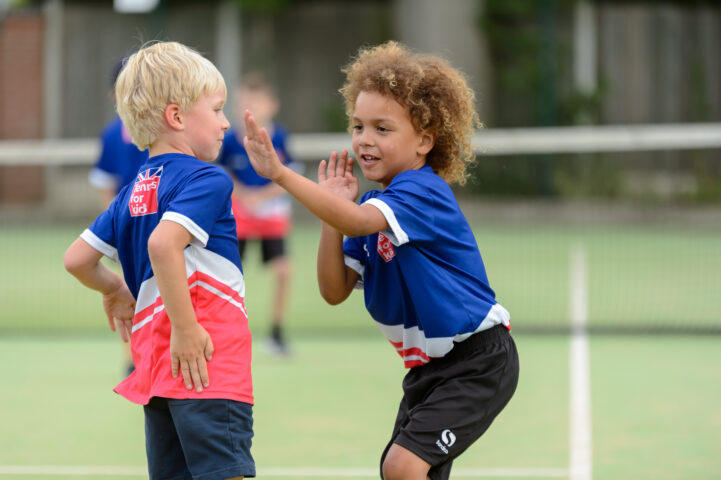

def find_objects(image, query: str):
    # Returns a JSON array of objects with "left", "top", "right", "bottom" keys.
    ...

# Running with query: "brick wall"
[
  {"left": 0, "top": 11, "right": 45, "bottom": 203},
  {"left": 0, "top": 12, "right": 45, "bottom": 139}
]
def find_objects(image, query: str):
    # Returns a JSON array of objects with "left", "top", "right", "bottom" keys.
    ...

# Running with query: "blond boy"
[{"left": 64, "top": 41, "right": 254, "bottom": 480}]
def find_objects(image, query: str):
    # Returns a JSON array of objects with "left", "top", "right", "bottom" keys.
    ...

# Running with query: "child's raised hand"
[
  {"left": 243, "top": 110, "right": 283, "bottom": 181},
  {"left": 318, "top": 150, "right": 359, "bottom": 202},
  {"left": 102, "top": 283, "right": 136, "bottom": 343}
]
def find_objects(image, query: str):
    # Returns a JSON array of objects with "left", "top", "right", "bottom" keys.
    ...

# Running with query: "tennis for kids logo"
[
  {"left": 129, "top": 166, "right": 162, "bottom": 216},
  {"left": 377, "top": 232, "right": 395, "bottom": 262},
  {"left": 436, "top": 429, "right": 456, "bottom": 454}
]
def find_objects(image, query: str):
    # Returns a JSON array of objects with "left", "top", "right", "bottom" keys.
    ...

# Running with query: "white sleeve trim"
[
  {"left": 88, "top": 168, "right": 117, "bottom": 189},
  {"left": 161, "top": 211, "right": 209, "bottom": 247},
  {"left": 344, "top": 255, "right": 365, "bottom": 290},
  {"left": 80, "top": 228, "right": 118, "bottom": 262},
  {"left": 364, "top": 198, "right": 409, "bottom": 246}
]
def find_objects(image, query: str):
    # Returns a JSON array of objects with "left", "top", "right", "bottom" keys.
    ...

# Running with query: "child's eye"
[
  {"left": 352, "top": 125, "right": 363, "bottom": 131},
  {"left": 377, "top": 126, "right": 389, "bottom": 132}
]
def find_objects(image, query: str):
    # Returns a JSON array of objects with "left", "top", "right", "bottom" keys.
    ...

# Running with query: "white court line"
[
  {"left": 569, "top": 244, "right": 593, "bottom": 480},
  {"left": 0, "top": 465, "right": 569, "bottom": 478}
]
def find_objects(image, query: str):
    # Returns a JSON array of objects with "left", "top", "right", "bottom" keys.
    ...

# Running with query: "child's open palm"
[
  {"left": 242, "top": 110, "right": 283, "bottom": 180},
  {"left": 318, "top": 150, "right": 358, "bottom": 202}
]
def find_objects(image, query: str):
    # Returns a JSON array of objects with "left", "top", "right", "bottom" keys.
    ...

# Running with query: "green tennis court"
[{"left": 1, "top": 222, "right": 719, "bottom": 479}]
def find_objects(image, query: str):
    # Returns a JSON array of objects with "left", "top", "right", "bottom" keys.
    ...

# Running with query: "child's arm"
[
  {"left": 316, "top": 151, "right": 361, "bottom": 304},
  {"left": 243, "top": 111, "right": 388, "bottom": 238},
  {"left": 63, "top": 238, "right": 135, "bottom": 342},
  {"left": 147, "top": 220, "right": 214, "bottom": 393}
]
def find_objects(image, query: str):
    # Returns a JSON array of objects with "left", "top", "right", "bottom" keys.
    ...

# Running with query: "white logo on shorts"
[
  {"left": 436, "top": 429, "right": 456, "bottom": 454},
  {"left": 441, "top": 429, "right": 456, "bottom": 447}
]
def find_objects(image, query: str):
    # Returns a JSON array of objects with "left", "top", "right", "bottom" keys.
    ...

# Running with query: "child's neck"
[{"left": 149, "top": 139, "right": 194, "bottom": 159}]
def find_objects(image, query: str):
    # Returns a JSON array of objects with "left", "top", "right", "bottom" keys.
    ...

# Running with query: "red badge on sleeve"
[{"left": 377, "top": 232, "right": 396, "bottom": 262}]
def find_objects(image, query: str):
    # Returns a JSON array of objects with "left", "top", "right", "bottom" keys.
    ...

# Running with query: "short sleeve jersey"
[
  {"left": 216, "top": 125, "right": 295, "bottom": 219},
  {"left": 80, "top": 153, "right": 252, "bottom": 405},
  {"left": 343, "top": 165, "right": 510, "bottom": 368},
  {"left": 88, "top": 116, "right": 149, "bottom": 193}
]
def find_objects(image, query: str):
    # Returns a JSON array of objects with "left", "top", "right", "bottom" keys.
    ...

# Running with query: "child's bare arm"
[
  {"left": 316, "top": 150, "right": 361, "bottom": 304},
  {"left": 148, "top": 220, "right": 214, "bottom": 393},
  {"left": 64, "top": 238, "right": 135, "bottom": 342},
  {"left": 243, "top": 110, "right": 388, "bottom": 237},
  {"left": 317, "top": 223, "right": 359, "bottom": 304}
]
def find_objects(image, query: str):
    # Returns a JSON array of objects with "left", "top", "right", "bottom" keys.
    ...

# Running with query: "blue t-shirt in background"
[
  {"left": 89, "top": 116, "right": 149, "bottom": 194},
  {"left": 216, "top": 124, "right": 294, "bottom": 187}
]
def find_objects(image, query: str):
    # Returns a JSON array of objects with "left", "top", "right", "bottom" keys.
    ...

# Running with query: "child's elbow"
[
  {"left": 318, "top": 284, "right": 350, "bottom": 306},
  {"left": 63, "top": 248, "right": 85, "bottom": 277},
  {"left": 146, "top": 233, "right": 165, "bottom": 264},
  {"left": 320, "top": 290, "right": 344, "bottom": 306}
]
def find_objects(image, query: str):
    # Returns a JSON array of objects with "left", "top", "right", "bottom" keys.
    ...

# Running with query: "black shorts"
[
  {"left": 237, "top": 237, "right": 286, "bottom": 263},
  {"left": 380, "top": 325, "right": 519, "bottom": 480}
]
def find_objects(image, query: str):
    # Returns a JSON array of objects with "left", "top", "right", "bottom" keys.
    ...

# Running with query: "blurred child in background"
[
  {"left": 242, "top": 41, "right": 519, "bottom": 480},
  {"left": 216, "top": 73, "right": 298, "bottom": 356},
  {"left": 89, "top": 58, "right": 149, "bottom": 375},
  {"left": 89, "top": 58, "right": 149, "bottom": 209},
  {"left": 65, "top": 41, "right": 254, "bottom": 480}
]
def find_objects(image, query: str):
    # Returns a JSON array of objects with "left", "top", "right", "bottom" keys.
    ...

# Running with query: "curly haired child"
[{"left": 242, "top": 41, "right": 519, "bottom": 480}]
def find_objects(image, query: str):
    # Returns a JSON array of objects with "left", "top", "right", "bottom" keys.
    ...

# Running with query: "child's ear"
[
  {"left": 163, "top": 104, "right": 184, "bottom": 131},
  {"left": 418, "top": 131, "right": 435, "bottom": 155}
]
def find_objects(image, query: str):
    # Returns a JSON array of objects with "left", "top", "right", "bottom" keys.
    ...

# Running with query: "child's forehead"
[{"left": 353, "top": 90, "right": 409, "bottom": 116}]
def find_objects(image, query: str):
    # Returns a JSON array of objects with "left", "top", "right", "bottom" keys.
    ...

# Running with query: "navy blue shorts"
[{"left": 144, "top": 397, "right": 255, "bottom": 480}]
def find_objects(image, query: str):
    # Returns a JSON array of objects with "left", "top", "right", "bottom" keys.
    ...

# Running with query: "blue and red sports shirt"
[
  {"left": 80, "top": 153, "right": 252, "bottom": 405},
  {"left": 342, "top": 165, "right": 511, "bottom": 368}
]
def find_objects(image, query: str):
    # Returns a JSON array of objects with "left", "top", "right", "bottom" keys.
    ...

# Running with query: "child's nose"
[{"left": 357, "top": 129, "right": 373, "bottom": 146}]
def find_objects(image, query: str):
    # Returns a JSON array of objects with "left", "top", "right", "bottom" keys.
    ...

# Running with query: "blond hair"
[
  {"left": 340, "top": 41, "right": 481, "bottom": 185},
  {"left": 115, "top": 41, "right": 226, "bottom": 150}
]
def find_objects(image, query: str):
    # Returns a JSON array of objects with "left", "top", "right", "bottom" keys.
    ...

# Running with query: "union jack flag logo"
[{"left": 129, "top": 166, "right": 162, "bottom": 217}]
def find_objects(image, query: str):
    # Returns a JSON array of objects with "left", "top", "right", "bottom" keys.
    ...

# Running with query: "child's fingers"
[
  {"left": 187, "top": 359, "right": 205, "bottom": 393},
  {"left": 171, "top": 354, "right": 180, "bottom": 379},
  {"left": 198, "top": 357, "right": 210, "bottom": 390},
  {"left": 180, "top": 360, "right": 194, "bottom": 390},
  {"left": 326, "top": 151, "right": 338, "bottom": 178},
  {"left": 204, "top": 336, "right": 214, "bottom": 362},
  {"left": 123, "top": 319, "right": 133, "bottom": 342},
  {"left": 243, "top": 110, "right": 272, "bottom": 146},
  {"left": 317, "top": 160, "right": 327, "bottom": 182},
  {"left": 242, "top": 110, "right": 258, "bottom": 139},
  {"left": 337, "top": 150, "right": 348, "bottom": 177},
  {"left": 115, "top": 318, "right": 130, "bottom": 343},
  {"left": 106, "top": 312, "right": 117, "bottom": 332},
  {"left": 345, "top": 155, "right": 355, "bottom": 178}
]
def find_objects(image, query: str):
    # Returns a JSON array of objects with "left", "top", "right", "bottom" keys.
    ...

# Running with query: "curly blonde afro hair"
[{"left": 339, "top": 41, "right": 481, "bottom": 185}]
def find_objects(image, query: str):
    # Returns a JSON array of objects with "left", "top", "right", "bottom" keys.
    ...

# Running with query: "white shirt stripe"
[
  {"left": 375, "top": 303, "right": 511, "bottom": 358},
  {"left": 80, "top": 229, "right": 118, "bottom": 262},
  {"left": 131, "top": 304, "right": 165, "bottom": 333},
  {"left": 364, "top": 198, "right": 409, "bottom": 246},
  {"left": 161, "top": 211, "right": 209, "bottom": 247}
]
